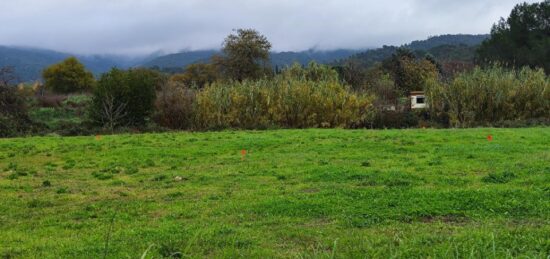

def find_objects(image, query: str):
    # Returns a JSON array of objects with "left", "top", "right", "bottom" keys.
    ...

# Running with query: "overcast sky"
[{"left": 0, "top": 0, "right": 538, "bottom": 56}]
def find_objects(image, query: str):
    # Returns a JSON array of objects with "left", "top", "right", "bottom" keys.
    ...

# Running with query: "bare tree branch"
[
  {"left": 100, "top": 94, "right": 128, "bottom": 133},
  {"left": 0, "top": 66, "right": 18, "bottom": 87}
]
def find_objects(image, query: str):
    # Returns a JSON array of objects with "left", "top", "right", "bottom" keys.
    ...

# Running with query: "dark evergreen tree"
[{"left": 476, "top": 1, "right": 550, "bottom": 73}]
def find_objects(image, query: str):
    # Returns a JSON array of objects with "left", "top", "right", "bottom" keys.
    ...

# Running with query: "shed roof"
[{"left": 410, "top": 91, "right": 425, "bottom": 96}]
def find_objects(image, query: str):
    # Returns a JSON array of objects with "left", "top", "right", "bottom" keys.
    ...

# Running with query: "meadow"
[{"left": 0, "top": 128, "right": 549, "bottom": 258}]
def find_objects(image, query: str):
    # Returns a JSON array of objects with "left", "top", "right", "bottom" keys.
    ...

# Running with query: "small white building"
[{"left": 410, "top": 91, "right": 427, "bottom": 109}]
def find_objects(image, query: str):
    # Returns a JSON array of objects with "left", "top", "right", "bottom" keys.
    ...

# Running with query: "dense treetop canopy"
[{"left": 477, "top": 0, "right": 550, "bottom": 73}]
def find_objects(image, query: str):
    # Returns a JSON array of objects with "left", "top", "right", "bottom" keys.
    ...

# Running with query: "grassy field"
[{"left": 0, "top": 128, "right": 549, "bottom": 258}]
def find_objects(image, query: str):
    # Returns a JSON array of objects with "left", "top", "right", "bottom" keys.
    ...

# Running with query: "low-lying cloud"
[{"left": 0, "top": 0, "right": 537, "bottom": 55}]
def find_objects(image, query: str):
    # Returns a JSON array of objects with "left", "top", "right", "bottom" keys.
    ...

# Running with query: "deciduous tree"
[
  {"left": 171, "top": 63, "right": 218, "bottom": 88},
  {"left": 42, "top": 57, "right": 95, "bottom": 93},
  {"left": 219, "top": 29, "right": 272, "bottom": 81}
]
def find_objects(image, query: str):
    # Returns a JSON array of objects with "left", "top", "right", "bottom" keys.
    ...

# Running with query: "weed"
[
  {"left": 56, "top": 187, "right": 68, "bottom": 194},
  {"left": 157, "top": 241, "right": 183, "bottom": 258},
  {"left": 92, "top": 171, "right": 114, "bottom": 180},
  {"left": 27, "top": 199, "right": 53, "bottom": 208},
  {"left": 482, "top": 171, "right": 517, "bottom": 184},
  {"left": 125, "top": 166, "right": 139, "bottom": 175},
  {"left": 152, "top": 175, "right": 167, "bottom": 182}
]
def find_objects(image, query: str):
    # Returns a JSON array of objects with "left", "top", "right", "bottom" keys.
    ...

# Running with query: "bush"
[
  {"left": 370, "top": 111, "right": 419, "bottom": 129},
  {"left": 195, "top": 64, "right": 374, "bottom": 130},
  {"left": 170, "top": 63, "right": 218, "bottom": 89},
  {"left": 90, "top": 68, "right": 160, "bottom": 130},
  {"left": 28, "top": 94, "right": 93, "bottom": 136},
  {"left": 154, "top": 81, "right": 196, "bottom": 129},
  {"left": 0, "top": 85, "right": 35, "bottom": 137},
  {"left": 425, "top": 66, "right": 550, "bottom": 127}
]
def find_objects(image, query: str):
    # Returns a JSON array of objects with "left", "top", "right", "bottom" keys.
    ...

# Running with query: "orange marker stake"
[
  {"left": 487, "top": 135, "right": 493, "bottom": 142},
  {"left": 95, "top": 134, "right": 102, "bottom": 141},
  {"left": 241, "top": 149, "right": 247, "bottom": 161}
]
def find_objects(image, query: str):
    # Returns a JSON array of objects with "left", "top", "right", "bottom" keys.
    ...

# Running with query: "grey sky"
[{"left": 0, "top": 0, "right": 538, "bottom": 56}]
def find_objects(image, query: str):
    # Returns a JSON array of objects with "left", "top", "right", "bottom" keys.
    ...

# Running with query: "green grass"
[{"left": 0, "top": 128, "right": 549, "bottom": 258}]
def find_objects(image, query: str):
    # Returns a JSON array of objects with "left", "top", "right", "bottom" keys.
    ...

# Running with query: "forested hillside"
[
  {"left": 336, "top": 34, "right": 489, "bottom": 68},
  {"left": 0, "top": 34, "right": 502, "bottom": 81},
  {"left": 0, "top": 46, "right": 153, "bottom": 82},
  {"left": 405, "top": 34, "right": 489, "bottom": 50},
  {"left": 143, "top": 49, "right": 362, "bottom": 72}
]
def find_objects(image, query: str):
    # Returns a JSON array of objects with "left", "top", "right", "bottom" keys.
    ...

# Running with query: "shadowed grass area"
[{"left": 0, "top": 128, "right": 549, "bottom": 258}]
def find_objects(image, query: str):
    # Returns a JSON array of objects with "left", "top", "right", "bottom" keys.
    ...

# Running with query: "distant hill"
[
  {"left": 0, "top": 34, "right": 489, "bottom": 82},
  {"left": 336, "top": 34, "right": 489, "bottom": 68},
  {"left": 405, "top": 34, "right": 489, "bottom": 51},
  {"left": 143, "top": 49, "right": 363, "bottom": 71},
  {"left": 271, "top": 49, "right": 362, "bottom": 67},
  {"left": 142, "top": 50, "right": 218, "bottom": 69},
  {"left": 415, "top": 44, "right": 479, "bottom": 62},
  {"left": 0, "top": 46, "right": 153, "bottom": 82}
]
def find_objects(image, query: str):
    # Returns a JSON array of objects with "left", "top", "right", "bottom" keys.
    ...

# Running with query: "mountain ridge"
[{"left": 0, "top": 34, "right": 489, "bottom": 82}]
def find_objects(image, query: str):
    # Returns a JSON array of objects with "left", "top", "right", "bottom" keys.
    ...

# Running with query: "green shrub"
[
  {"left": 194, "top": 70, "right": 374, "bottom": 129},
  {"left": 370, "top": 111, "right": 419, "bottom": 129},
  {"left": 425, "top": 66, "right": 549, "bottom": 127},
  {"left": 154, "top": 81, "right": 196, "bottom": 129},
  {"left": 0, "top": 85, "right": 35, "bottom": 137},
  {"left": 90, "top": 68, "right": 160, "bottom": 130},
  {"left": 29, "top": 99, "right": 94, "bottom": 136}
]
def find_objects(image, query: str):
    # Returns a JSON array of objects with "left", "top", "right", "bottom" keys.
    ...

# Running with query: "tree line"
[{"left": 0, "top": 1, "right": 548, "bottom": 137}]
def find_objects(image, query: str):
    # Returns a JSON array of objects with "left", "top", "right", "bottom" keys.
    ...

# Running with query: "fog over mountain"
[{"left": 0, "top": 0, "right": 536, "bottom": 55}]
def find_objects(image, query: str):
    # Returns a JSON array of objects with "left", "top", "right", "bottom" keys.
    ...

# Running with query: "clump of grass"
[
  {"left": 165, "top": 192, "right": 185, "bottom": 201},
  {"left": 276, "top": 175, "right": 287, "bottom": 181},
  {"left": 56, "top": 187, "right": 68, "bottom": 194},
  {"left": 143, "top": 159, "right": 156, "bottom": 168},
  {"left": 27, "top": 199, "right": 53, "bottom": 208},
  {"left": 44, "top": 162, "right": 58, "bottom": 173},
  {"left": 361, "top": 161, "right": 371, "bottom": 167},
  {"left": 91, "top": 165, "right": 126, "bottom": 180},
  {"left": 152, "top": 175, "right": 167, "bottom": 182},
  {"left": 7, "top": 173, "right": 19, "bottom": 180},
  {"left": 157, "top": 241, "right": 183, "bottom": 258},
  {"left": 102, "top": 165, "right": 122, "bottom": 174},
  {"left": 110, "top": 180, "right": 126, "bottom": 186},
  {"left": 384, "top": 178, "right": 412, "bottom": 188},
  {"left": 62, "top": 159, "right": 76, "bottom": 170},
  {"left": 42, "top": 180, "right": 52, "bottom": 187},
  {"left": 428, "top": 157, "right": 443, "bottom": 166},
  {"left": 92, "top": 171, "right": 114, "bottom": 180},
  {"left": 6, "top": 167, "right": 29, "bottom": 180},
  {"left": 482, "top": 171, "right": 516, "bottom": 184},
  {"left": 7, "top": 162, "right": 18, "bottom": 170},
  {"left": 125, "top": 166, "right": 139, "bottom": 175}
]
